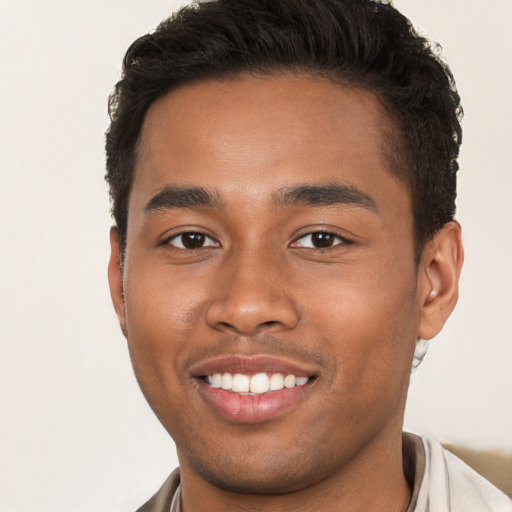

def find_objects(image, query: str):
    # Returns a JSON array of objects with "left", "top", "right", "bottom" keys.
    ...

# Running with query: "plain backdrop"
[{"left": 1, "top": 1, "right": 511, "bottom": 511}]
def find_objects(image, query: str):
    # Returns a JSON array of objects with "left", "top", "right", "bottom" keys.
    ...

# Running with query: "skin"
[{"left": 108, "top": 75, "right": 463, "bottom": 511}]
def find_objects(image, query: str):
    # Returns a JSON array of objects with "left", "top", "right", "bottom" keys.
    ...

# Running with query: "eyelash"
[
  {"left": 164, "top": 230, "right": 351, "bottom": 251},
  {"left": 290, "top": 231, "right": 351, "bottom": 249},
  {"left": 165, "top": 232, "right": 219, "bottom": 250}
]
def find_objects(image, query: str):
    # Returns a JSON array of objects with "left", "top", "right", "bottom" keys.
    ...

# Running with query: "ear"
[
  {"left": 417, "top": 222, "right": 464, "bottom": 340},
  {"left": 108, "top": 226, "right": 128, "bottom": 338}
]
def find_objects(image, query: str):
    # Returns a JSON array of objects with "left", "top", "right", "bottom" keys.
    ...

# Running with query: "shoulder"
[
  {"left": 135, "top": 469, "right": 180, "bottom": 512},
  {"left": 419, "top": 436, "right": 512, "bottom": 512}
]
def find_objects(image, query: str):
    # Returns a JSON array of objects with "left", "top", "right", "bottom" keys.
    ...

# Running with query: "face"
[{"left": 110, "top": 76, "right": 433, "bottom": 493}]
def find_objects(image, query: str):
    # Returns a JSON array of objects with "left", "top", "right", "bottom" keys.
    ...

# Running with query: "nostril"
[
  {"left": 216, "top": 319, "right": 279, "bottom": 332},
  {"left": 260, "top": 320, "right": 279, "bottom": 327}
]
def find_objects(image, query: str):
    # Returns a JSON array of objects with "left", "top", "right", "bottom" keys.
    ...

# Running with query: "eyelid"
[
  {"left": 290, "top": 230, "right": 352, "bottom": 249},
  {"left": 163, "top": 230, "right": 220, "bottom": 249}
]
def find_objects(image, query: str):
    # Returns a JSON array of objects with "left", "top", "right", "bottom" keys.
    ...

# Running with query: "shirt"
[{"left": 136, "top": 433, "right": 512, "bottom": 512}]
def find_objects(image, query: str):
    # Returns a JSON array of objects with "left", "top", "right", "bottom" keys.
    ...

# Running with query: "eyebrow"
[
  {"left": 144, "top": 181, "right": 377, "bottom": 215},
  {"left": 144, "top": 185, "right": 223, "bottom": 214},
  {"left": 273, "top": 182, "right": 378, "bottom": 213}
]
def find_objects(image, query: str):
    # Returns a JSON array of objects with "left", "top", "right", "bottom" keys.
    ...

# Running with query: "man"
[{"left": 105, "top": 0, "right": 512, "bottom": 510}]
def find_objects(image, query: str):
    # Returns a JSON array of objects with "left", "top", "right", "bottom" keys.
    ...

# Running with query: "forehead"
[{"left": 132, "top": 75, "right": 408, "bottom": 216}]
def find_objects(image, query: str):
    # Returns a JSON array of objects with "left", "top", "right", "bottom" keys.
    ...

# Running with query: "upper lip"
[{"left": 189, "top": 355, "right": 320, "bottom": 378}]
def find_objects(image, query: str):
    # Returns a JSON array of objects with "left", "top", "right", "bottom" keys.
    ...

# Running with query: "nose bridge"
[{"left": 206, "top": 244, "right": 299, "bottom": 334}]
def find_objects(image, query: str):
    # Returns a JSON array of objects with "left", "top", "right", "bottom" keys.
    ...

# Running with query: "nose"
[{"left": 206, "top": 250, "right": 300, "bottom": 335}]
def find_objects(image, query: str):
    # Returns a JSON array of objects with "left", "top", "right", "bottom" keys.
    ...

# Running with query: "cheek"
[
  {"left": 311, "top": 283, "right": 418, "bottom": 436},
  {"left": 124, "top": 261, "right": 209, "bottom": 337},
  {"left": 302, "top": 257, "right": 419, "bottom": 384},
  {"left": 122, "top": 265, "right": 209, "bottom": 397}
]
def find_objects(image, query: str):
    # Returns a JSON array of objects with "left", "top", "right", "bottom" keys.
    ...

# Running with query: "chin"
[
  {"left": 190, "top": 460, "right": 316, "bottom": 496},
  {"left": 178, "top": 434, "right": 345, "bottom": 496}
]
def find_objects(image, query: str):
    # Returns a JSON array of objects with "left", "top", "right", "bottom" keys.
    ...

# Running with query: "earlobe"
[
  {"left": 108, "top": 226, "right": 128, "bottom": 338},
  {"left": 418, "top": 222, "right": 464, "bottom": 340}
]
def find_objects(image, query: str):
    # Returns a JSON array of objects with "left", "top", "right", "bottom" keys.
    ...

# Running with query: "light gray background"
[{"left": 1, "top": 1, "right": 511, "bottom": 510}]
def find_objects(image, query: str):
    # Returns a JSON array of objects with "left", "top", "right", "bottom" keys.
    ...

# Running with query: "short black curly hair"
[{"left": 105, "top": 0, "right": 462, "bottom": 260}]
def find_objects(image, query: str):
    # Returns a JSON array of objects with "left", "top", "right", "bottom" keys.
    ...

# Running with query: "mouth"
[
  {"left": 191, "top": 356, "right": 318, "bottom": 423},
  {"left": 203, "top": 372, "right": 310, "bottom": 395}
]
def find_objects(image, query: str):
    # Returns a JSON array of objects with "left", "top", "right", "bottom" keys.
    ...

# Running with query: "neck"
[{"left": 178, "top": 429, "right": 412, "bottom": 512}]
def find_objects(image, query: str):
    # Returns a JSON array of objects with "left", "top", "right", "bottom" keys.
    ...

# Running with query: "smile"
[
  {"left": 192, "top": 356, "right": 318, "bottom": 423},
  {"left": 205, "top": 372, "right": 310, "bottom": 395}
]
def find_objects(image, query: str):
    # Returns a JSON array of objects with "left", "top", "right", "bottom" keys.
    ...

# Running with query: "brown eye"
[
  {"left": 310, "top": 233, "right": 337, "bottom": 248},
  {"left": 292, "top": 232, "right": 345, "bottom": 249},
  {"left": 168, "top": 232, "right": 218, "bottom": 249}
]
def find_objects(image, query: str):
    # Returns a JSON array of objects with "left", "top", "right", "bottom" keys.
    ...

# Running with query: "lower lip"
[{"left": 196, "top": 379, "right": 309, "bottom": 423}]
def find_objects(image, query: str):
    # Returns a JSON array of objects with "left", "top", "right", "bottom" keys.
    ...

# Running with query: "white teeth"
[
  {"left": 221, "top": 373, "right": 233, "bottom": 390},
  {"left": 284, "top": 374, "right": 296, "bottom": 388},
  {"left": 269, "top": 373, "right": 284, "bottom": 391},
  {"left": 211, "top": 373, "right": 222, "bottom": 388},
  {"left": 232, "top": 373, "right": 250, "bottom": 392},
  {"left": 296, "top": 376, "right": 309, "bottom": 386},
  {"left": 250, "top": 373, "right": 270, "bottom": 393},
  {"left": 206, "top": 372, "right": 310, "bottom": 394}
]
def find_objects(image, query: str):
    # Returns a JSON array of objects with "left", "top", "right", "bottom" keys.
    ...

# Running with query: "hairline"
[{"left": 120, "top": 69, "right": 421, "bottom": 263}]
